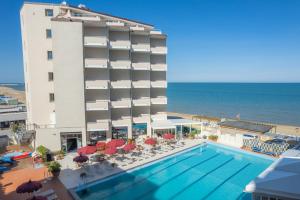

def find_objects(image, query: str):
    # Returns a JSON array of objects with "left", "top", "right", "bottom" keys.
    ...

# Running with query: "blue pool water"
[{"left": 76, "top": 143, "right": 273, "bottom": 200}]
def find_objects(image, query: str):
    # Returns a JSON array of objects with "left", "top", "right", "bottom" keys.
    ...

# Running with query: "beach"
[{"left": 0, "top": 86, "right": 26, "bottom": 103}]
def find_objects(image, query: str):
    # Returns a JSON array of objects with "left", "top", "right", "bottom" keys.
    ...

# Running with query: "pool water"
[{"left": 76, "top": 143, "right": 273, "bottom": 200}]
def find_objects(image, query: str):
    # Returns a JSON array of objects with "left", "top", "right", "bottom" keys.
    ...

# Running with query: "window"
[
  {"left": 48, "top": 72, "right": 54, "bottom": 81},
  {"left": 49, "top": 93, "right": 55, "bottom": 102},
  {"left": 47, "top": 51, "right": 53, "bottom": 60},
  {"left": 46, "top": 29, "right": 52, "bottom": 38},
  {"left": 45, "top": 9, "right": 53, "bottom": 17}
]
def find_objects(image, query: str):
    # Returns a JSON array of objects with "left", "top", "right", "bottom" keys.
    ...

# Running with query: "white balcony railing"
[
  {"left": 109, "top": 41, "right": 131, "bottom": 49},
  {"left": 70, "top": 13, "right": 101, "bottom": 22},
  {"left": 112, "top": 117, "right": 131, "bottom": 126},
  {"left": 85, "top": 80, "right": 108, "bottom": 89},
  {"left": 109, "top": 60, "right": 131, "bottom": 69},
  {"left": 132, "top": 80, "right": 151, "bottom": 88},
  {"left": 132, "top": 62, "right": 151, "bottom": 70},
  {"left": 106, "top": 21, "right": 125, "bottom": 27},
  {"left": 132, "top": 98, "right": 150, "bottom": 106},
  {"left": 151, "top": 113, "right": 167, "bottom": 121},
  {"left": 151, "top": 46, "right": 168, "bottom": 54},
  {"left": 151, "top": 97, "right": 167, "bottom": 105},
  {"left": 84, "top": 36, "right": 107, "bottom": 47},
  {"left": 151, "top": 63, "right": 167, "bottom": 71},
  {"left": 85, "top": 58, "right": 108, "bottom": 68},
  {"left": 131, "top": 44, "right": 150, "bottom": 52},
  {"left": 87, "top": 120, "right": 109, "bottom": 131},
  {"left": 151, "top": 81, "right": 167, "bottom": 88},
  {"left": 86, "top": 101, "right": 109, "bottom": 111},
  {"left": 111, "top": 99, "right": 131, "bottom": 108},
  {"left": 133, "top": 114, "right": 150, "bottom": 123},
  {"left": 110, "top": 80, "right": 131, "bottom": 89}
]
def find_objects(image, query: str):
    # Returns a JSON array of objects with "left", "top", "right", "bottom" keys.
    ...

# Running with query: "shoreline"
[
  {"left": 0, "top": 86, "right": 26, "bottom": 103},
  {"left": 168, "top": 111, "right": 300, "bottom": 136}
]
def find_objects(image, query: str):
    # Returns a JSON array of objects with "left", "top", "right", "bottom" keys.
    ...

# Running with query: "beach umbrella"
[
  {"left": 163, "top": 133, "right": 175, "bottom": 140},
  {"left": 144, "top": 138, "right": 157, "bottom": 146},
  {"left": 16, "top": 180, "right": 42, "bottom": 194},
  {"left": 123, "top": 143, "right": 136, "bottom": 152},
  {"left": 77, "top": 145, "right": 97, "bottom": 155},
  {"left": 106, "top": 139, "right": 125, "bottom": 148},
  {"left": 73, "top": 154, "right": 89, "bottom": 163},
  {"left": 96, "top": 141, "right": 106, "bottom": 149},
  {"left": 27, "top": 196, "right": 47, "bottom": 200},
  {"left": 104, "top": 147, "right": 117, "bottom": 155}
]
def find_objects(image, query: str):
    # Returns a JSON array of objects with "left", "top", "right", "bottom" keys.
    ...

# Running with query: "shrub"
[
  {"left": 36, "top": 145, "right": 49, "bottom": 161},
  {"left": 208, "top": 135, "right": 218, "bottom": 141},
  {"left": 47, "top": 161, "right": 61, "bottom": 173}
]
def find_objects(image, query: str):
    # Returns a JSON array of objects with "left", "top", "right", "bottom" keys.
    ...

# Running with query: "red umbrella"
[
  {"left": 123, "top": 143, "right": 136, "bottom": 152},
  {"left": 77, "top": 146, "right": 97, "bottom": 155},
  {"left": 104, "top": 147, "right": 117, "bottom": 155},
  {"left": 106, "top": 139, "right": 125, "bottom": 148},
  {"left": 73, "top": 154, "right": 89, "bottom": 163},
  {"left": 27, "top": 196, "right": 47, "bottom": 200},
  {"left": 144, "top": 138, "right": 157, "bottom": 146},
  {"left": 16, "top": 180, "right": 42, "bottom": 194},
  {"left": 96, "top": 141, "right": 106, "bottom": 149},
  {"left": 163, "top": 133, "right": 175, "bottom": 140}
]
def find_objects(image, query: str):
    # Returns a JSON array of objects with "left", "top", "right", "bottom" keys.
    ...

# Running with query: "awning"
[
  {"left": 151, "top": 120, "right": 176, "bottom": 130},
  {"left": 168, "top": 119, "right": 202, "bottom": 126}
]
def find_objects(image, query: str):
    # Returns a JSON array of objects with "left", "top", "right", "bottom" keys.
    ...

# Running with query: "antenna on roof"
[{"left": 61, "top": 1, "right": 68, "bottom": 6}]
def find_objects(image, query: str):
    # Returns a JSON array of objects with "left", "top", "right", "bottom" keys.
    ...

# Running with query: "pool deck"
[{"left": 58, "top": 139, "right": 204, "bottom": 190}]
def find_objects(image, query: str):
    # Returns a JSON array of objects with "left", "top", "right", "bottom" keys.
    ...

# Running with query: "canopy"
[
  {"left": 123, "top": 144, "right": 136, "bottom": 152},
  {"left": 96, "top": 141, "right": 106, "bottom": 149},
  {"left": 104, "top": 147, "right": 117, "bottom": 155},
  {"left": 163, "top": 133, "right": 175, "bottom": 140},
  {"left": 16, "top": 180, "right": 42, "bottom": 194},
  {"left": 151, "top": 120, "right": 176, "bottom": 130},
  {"left": 77, "top": 146, "right": 97, "bottom": 155},
  {"left": 106, "top": 139, "right": 125, "bottom": 148},
  {"left": 145, "top": 138, "right": 157, "bottom": 146}
]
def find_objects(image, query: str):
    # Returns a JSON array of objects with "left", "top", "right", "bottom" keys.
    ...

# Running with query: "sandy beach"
[
  {"left": 168, "top": 112, "right": 300, "bottom": 136},
  {"left": 0, "top": 86, "right": 26, "bottom": 103}
]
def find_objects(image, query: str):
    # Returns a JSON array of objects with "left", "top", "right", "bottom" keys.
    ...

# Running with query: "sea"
[{"left": 1, "top": 83, "right": 300, "bottom": 126}]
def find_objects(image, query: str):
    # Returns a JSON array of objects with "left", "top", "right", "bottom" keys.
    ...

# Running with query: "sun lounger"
[{"left": 36, "top": 189, "right": 58, "bottom": 200}]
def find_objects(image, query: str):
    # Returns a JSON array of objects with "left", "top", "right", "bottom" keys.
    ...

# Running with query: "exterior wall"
[{"left": 35, "top": 128, "right": 61, "bottom": 151}]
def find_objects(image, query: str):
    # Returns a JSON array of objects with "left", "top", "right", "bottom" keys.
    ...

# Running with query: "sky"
[{"left": 0, "top": 0, "right": 300, "bottom": 83}]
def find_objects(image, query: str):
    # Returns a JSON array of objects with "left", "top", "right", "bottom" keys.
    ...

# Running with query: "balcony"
[
  {"left": 85, "top": 80, "right": 108, "bottom": 89},
  {"left": 106, "top": 21, "right": 125, "bottom": 27},
  {"left": 151, "top": 113, "right": 167, "bottom": 121},
  {"left": 132, "top": 80, "right": 150, "bottom": 88},
  {"left": 133, "top": 114, "right": 150, "bottom": 123},
  {"left": 111, "top": 99, "right": 131, "bottom": 108},
  {"left": 151, "top": 46, "right": 168, "bottom": 54},
  {"left": 132, "top": 98, "right": 150, "bottom": 106},
  {"left": 70, "top": 12, "right": 101, "bottom": 22},
  {"left": 84, "top": 36, "right": 107, "bottom": 47},
  {"left": 151, "top": 63, "right": 167, "bottom": 71},
  {"left": 86, "top": 101, "right": 109, "bottom": 111},
  {"left": 109, "top": 41, "right": 130, "bottom": 50},
  {"left": 112, "top": 117, "right": 131, "bottom": 126},
  {"left": 87, "top": 120, "right": 109, "bottom": 131},
  {"left": 132, "top": 62, "right": 150, "bottom": 70},
  {"left": 151, "top": 81, "right": 167, "bottom": 88},
  {"left": 109, "top": 60, "right": 131, "bottom": 69},
  {"left": 131, "top": 44, "right": 150, "bottom": 52},
  {"left": 151, "top": 97, "right": 167, "bottom": 105},
  {"left": 85, "top": 58, "right": 108, "bottom": 68},
  {"left": 110, "top": 80, "right": 131, "bottom": 89}
]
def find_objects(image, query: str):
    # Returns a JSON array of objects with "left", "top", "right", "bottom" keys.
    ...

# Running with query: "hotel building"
[{"left": 20, "top": 2, "right": 167, "bottom": 151}]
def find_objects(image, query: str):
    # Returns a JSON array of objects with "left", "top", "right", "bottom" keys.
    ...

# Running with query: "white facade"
[{"left": 20, "top": 2, "right": 167, "bottom": 151}]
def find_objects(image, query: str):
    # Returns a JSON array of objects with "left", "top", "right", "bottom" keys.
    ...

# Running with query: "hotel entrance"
[
  {"left": 112, "top": 127, "right": 128, "bottom": 139},
  {"left": 60, "top": 132, "right": 82, "bottom": 152}
]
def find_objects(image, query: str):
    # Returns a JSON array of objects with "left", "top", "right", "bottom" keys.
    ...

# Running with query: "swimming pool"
[{"left": 75, "top": 143, "right": 273, "bottom": 200}]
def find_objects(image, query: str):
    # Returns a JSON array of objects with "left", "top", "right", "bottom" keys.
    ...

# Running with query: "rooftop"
[{"left": 219, "top": 120, "right": 274, "bottom": 134}]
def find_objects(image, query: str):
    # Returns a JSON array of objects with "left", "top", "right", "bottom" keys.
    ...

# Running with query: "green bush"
[
  {"left": 47, "top": 161, "right": 61, "bottom": 173},
  {"left": 208, "top": 135, "right": 218, "bottom": 141},
  {"left": 36, "top": 145, "right": 49, "bottom": 161}
]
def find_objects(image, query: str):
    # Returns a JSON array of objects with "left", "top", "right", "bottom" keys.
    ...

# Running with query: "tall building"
[{"left": 20, "top": 2, "right": 168, "bottom": 152}]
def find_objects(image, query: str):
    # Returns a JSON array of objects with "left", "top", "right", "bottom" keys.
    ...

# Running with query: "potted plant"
[
  {"left": 208, "top": 135, "right": 218, "bottom": 141},
  {"left": 47, "top": 161, "right": 61, "bottom": 177},
  {"left": 36, "top": 145, "right": 49, "bottom": 162}
]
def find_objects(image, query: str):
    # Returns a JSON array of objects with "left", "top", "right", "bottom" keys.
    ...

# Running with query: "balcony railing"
[
  {"left": 86, "top": 100, "right": 109, "bottom": 111},
  {"left": 151, "top": 63, "right": 167, "bottom": 71},
  {"left": 106, "top": 21, "right": 125, "bottom": 27},
  {"left": 151, "top": 81, "right": 167, "bottom": 88},
  {"left": 112, "top": 117, "right": 131, "bottom": 126},
  {"left": 133, "top": 114, "right": 150, "bottom": 123},
  {"left": 85, "top": 80, "right": 108, "bottom": 89},
  {"left": 87, "top": 120, "right": 109, "bottom": 131},
  {"left": 132, "top": 98, "right": 150, "bottom": 106},
  {"left": 151, "top": 113, "right": 167, "bottom": 121},
  {"left": 151, "top": 97, "right": 167, "bottom": 105},
  {"left": 85, "top": 58, "right": 108, "bottom": 68},
  {"left": 109, "top": 41, "right": 131, "bottom": 49},
  {"left": 111, "top": 99, "right": 131, "bottom": 108},
  {"left": 132, "top": 62, "right": 150, "bottom": 70},
  {"left": 109, "top": 60, "right": 131, "bottom": 69},
  {"left": 110, "top": 80, "right": 131, "bottom": 89},
  {"left": 131, "top": 44, "right": 150, "bottom": 52},
  {"left": 132, "top": 80, "right": 150, "bottom": 88},
  {"left": 70, "top": 13, "right": 101, "bottom": 22},
  {"left": 151, "top": 46, "right": 168, "bottom": 54},
  {"left": 84, "top": 36, "right": 107, "bottom": 47}
]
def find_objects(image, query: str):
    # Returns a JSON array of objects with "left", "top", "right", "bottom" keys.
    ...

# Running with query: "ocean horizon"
[{"left": 1, "top": 82, "right": 300, "bottom": 127}]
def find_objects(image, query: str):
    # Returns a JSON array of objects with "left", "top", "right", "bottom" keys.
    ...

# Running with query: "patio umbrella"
[
  {"left": 96, "top": 141, "right": 106, "bottom": 150},
  {"left": 16, "top": 180, "right": 42, "bottom": 194},
  {"left": 27, "top": 196, "right": 47, "bottom": 200},
  {"left": 123, "top": 143, "right": 136, "bottom": 152},
  {"left": 144, "top": 138, "right": 157, "bottom": 146},
  {"left": 106, "top": 139, "right": 125, "bottom": 148},
  {"left": 73, "top": 154, "right": 89, "bottom": 163},
  {"left": 163, "top": 133, "right": 175, "bottom": 140},
  {"left": 104, "top": 147, "right": 117, "bottom": 155},
  {"left": 77, "top": 146, "right": 97, "bottom": 155}
]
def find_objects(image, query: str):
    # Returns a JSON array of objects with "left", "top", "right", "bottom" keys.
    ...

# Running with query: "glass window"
[
  {"left": 112, "top": 127, "right": 128, "bottom": 139},
  {"left": 46, "top": 29, "right": 52, "bottom": 38},
  {"left": 89, "top": 131, "right": 106, "bottom": 144},
  {"left": 48, "top": 72, "right": 53, "bottom": 81},
  {"left": 49, "top": 93, "right": 55, "bottom": 102},
  {"left": 45, "top": 9, "right": 53, "bottom": 17},
  {"left": 47, "top": 51, "right": 53, "bottom": 60}
]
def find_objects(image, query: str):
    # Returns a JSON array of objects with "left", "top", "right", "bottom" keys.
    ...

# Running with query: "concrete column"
[
  {"left": 147, "top": 121, "right": 152, "bottom": 137},
  {"left": 128, "top": 124, "right": 133, "bottom": 139}
]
